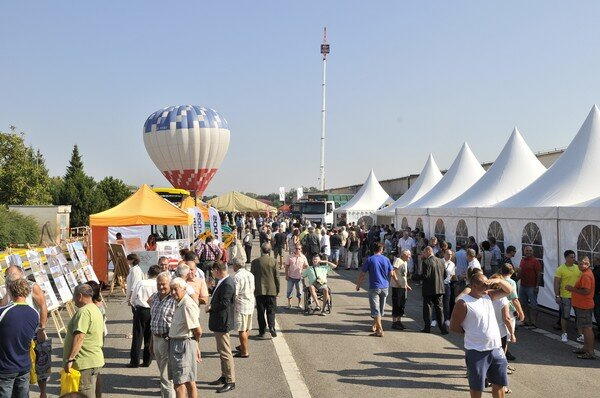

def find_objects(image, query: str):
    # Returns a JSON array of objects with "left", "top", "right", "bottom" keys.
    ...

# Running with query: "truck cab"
[{"left": 300, "top": 200, "right": 335, "bottom": 227}]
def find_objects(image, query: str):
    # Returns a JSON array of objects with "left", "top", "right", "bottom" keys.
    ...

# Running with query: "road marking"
[{"left": 272, "top": 320, "right": 312, "bottom": 398}]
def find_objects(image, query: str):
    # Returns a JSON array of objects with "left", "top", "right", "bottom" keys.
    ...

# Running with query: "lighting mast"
[{"left": 319, "top": 27, "right": 329, "bottom": 191}]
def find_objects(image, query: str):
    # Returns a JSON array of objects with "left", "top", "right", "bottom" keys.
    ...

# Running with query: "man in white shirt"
[
  {"left": 442, "top": 249, "right": 456, "bottom": 328},
  {"left": 232, "top": 258, "right": 255, "bottom": 357},
  {"left": 467, "top": 249, "right": 482, "bottom": 271},
  {"left": 397, "top": 230, "right": 416, "bottom": 274},
  {"left": 449, "top": 273, "right": 513, "bottom": 398},
  {"left": 126, "top": 253, "right": 146, "bottom": 304},
  {"left": 128, "top": 265, "right": 159, "bottom": 368},
  {"left": 391, "top": 249, "right": 412, "bottom": 330}
]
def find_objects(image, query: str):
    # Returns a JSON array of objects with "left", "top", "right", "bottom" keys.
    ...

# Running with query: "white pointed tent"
[
  {"left": 443, "top": 128, "right": 546, "bottom": 208},
  {"left": 334, "top": 170, "right": 393, "bottom": 226},
  {"left": 375, "top": 154, "right": 442, "bottom": 224},
  {"left": 407, "top": 143, "right": 485, "bottom": 209},
  {"left": 395, "top": 143, "right": 485, "bottom": 236},
  {"left": 474, "top": 106, "right": 600, "bottom": 310},
  {"left": 497, "top": 105, "right": 600, "bottom": 207},
  {"left": 428, "top": 128, "right": 547, "bottom": 260}
]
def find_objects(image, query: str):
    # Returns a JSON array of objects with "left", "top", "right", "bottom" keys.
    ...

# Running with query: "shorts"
[
  {"left": 559, "top": 298, "right": 572, "bottom": 319},
  {"left": 575, "top": 307, "right": 593, "bottom": 328},
  {"left": 168, "top": 338, "right": 198, "bottom": 385},
  {"left": 237, "top": 313, "right": 253, "bottom": 332},
  {"left": 368, "top": 288, "right": 388, "bottom": 318},
  {"left": 465, "top": 348, "right": 508, "bottom": 391},
  {"left": 314, "top": 282, "right": 328, "bottom": 292},
  {"left": 34, "top": 336, "right": 53, "bottom": 380},
  {"left": 274, "top": 247, "right": 283, "bottom": 257},
  {"left": 518, "top": 286, "right": 538, "bottom": 308}
]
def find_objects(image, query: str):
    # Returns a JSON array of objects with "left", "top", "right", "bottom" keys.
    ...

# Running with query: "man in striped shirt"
[{"left": 149, "top": 272, "right": 177, "bottom": 398}]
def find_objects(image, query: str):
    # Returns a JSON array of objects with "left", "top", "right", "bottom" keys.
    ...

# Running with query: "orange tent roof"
[{"left": 89, "top": 184, "right": 193, "bottom": 227}]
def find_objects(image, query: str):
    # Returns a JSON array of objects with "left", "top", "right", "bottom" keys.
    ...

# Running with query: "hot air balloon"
[{"left": 143, "top": 105, "right": 230, "bottom": 195}]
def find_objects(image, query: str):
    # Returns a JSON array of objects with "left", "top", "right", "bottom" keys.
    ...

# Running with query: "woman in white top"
[
  {"left": 491, "top": 284, "right": 516, "bottom": 395},
  {"left": 320, "top": 229, "right": 331, "bottom": 257}
]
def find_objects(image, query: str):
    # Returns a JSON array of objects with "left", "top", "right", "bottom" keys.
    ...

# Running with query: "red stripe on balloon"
[{"left": 162, "top": 169, "right": 218, "bottom": 195}]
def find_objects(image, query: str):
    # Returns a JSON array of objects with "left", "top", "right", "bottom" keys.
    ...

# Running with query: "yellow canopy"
[
  {"left": 180, "top": 196, "right": 207, "bottom": 211},
  {"left": 207, "top": 191, "right": 277, "bottom": 213},
  {"left": 89, "top": 184, "right": 193, "bottom": 227}
]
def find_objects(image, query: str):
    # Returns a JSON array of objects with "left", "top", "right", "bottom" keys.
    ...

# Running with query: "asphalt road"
[{"left": 31, "top": 243, "right": 600, "bottom": 397}]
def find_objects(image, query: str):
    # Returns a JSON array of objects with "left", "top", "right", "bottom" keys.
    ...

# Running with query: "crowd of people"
[{"left": 0, "top": 213, "right": 598, "bottom": 397}]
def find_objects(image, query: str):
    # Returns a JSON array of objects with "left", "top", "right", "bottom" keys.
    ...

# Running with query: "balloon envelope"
[{"left": 143, "top": 105, "right": 230, "bottom": 195}]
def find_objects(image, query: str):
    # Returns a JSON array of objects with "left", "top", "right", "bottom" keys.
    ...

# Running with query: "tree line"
[{"left": 0, "top": 127, "right": 132, "bottom": 231}]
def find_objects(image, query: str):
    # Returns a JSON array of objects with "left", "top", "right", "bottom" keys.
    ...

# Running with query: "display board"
[
  {"left": 74, "top": 242, "right": 99, "bottom": 284},
  {"left": 157, "top": 239, "right": 188, "bottom": 259},
  {"left": 26, "top": 250, "right": 60, "bottom": 311},
  {"left": 43, "top": 247, "right": 74, "bottom": 303},
  {"left": 123, "top": 237, "right": 144, "bottom": 253},
  {"left": 68, "top": 241, "right": 100, "bottom": 284},
  {"left": 134, "top": 251, "right": 159, "bottom": 274},
  {"left": 5, "top": 254, "right": 23, "bottom": 268}
]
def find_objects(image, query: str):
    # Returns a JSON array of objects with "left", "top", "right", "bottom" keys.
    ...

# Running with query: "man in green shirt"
[
  {"left": 302, "top": 255, "right": 337, "bottom": 315},
  {"left": 554, "top": 250, "right": 582, "bottom": 343},
  {"left": 63, "top": 284, "right": 105, "bottom": 398}
]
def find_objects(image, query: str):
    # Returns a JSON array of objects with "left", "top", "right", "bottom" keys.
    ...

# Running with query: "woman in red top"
[
  {"left": 566, "top": 256, "right": 596, "bottom": 359},
  {"left": 144, "top": 234, "right": 157, "bottom": 251}
]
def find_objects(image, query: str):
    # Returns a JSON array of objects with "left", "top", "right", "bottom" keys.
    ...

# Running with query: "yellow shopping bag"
[
  {"left": 60, "top": 368, "right": 81, "bottom": 395},
  {"left": 29, "top": 341, "right": 37, "bottom": 384}
]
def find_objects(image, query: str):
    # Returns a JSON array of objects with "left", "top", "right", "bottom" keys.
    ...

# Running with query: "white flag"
[
  {"left": 208, "top": 206, "right": 223, "bottom": 242},
  {"left": 296, "top": 186, "right": 304, "bottom": 200},
  {"left": 278, "top": 186, "right": 286, "bottom": 202}
]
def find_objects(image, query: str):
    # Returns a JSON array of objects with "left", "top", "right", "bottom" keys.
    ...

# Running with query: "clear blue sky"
[{"left": 2, "top": 1, "right": 600, "bottom": 195}]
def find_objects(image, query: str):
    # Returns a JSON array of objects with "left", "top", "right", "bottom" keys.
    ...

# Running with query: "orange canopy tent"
[{"left": 89, "top": 184, "right": 192, "bottom": 282}]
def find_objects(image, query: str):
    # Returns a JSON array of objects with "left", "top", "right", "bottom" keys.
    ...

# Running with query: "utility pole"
[{"left": 319, "top": 27, "right": 329, "bottom": 191}]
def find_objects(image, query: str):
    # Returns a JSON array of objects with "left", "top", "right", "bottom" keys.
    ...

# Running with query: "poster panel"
[{"left": 26, "top": 250, "right": 60, "bottom": 311}]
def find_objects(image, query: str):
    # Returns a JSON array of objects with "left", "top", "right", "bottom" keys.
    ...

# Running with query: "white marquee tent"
[
  {"left": 375, "top": 154, "right": 442, "bottom": 225},
  {"left": 334, "top": 170, "right": 393, "bottom": 226},
  {"left": 396, "top": 142, "right": 485, "bottom": 237},
  {"left": 426, "top": 128, "right": 547, "bottom": 251},
  {"left": 388, "top": 106, "right": 600, "bottom": 311}
]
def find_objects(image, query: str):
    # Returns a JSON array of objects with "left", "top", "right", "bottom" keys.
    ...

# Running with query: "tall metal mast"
[{"left": 319, "top": 27, "right": 329, "bottom": 191}]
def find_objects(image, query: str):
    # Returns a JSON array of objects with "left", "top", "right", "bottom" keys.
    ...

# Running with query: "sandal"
[
  {"left": 577, "top": 352, "right": 596, "bottom": 360},
  {"left": 505, "top": 388, "right": 512, "bottom": 394},
  {"left": 572, "top": 349, "right": 587, "bottom": 354},
  {"left": 369, "top": 332, "right": 384, "bottom": 337},
  {"left": 507, "top": 365, "right": 516, "bottom": 372}
]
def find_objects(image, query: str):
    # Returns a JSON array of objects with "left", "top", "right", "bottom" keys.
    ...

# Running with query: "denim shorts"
[
  {"left": 518, "top": 286, "right": 538, "bottom": 308},
  {"left": 368, "top": 288, "right": 388, "bottom": 318},
  {"left": 330, "top": 248, "right": 340, "bottom": 262},
  {"left": 465, "top": 348, "right": 508, "bottom": 391},
  {"left": 559, "top": 298, "right": 572, "bottom": 319}
]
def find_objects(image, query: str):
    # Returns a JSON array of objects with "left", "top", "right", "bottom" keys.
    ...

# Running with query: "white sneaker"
[
  {"left": 431, "top": 320, "right": 438, "bottom": 328},
  {"left": 561, "top": 333, "right": 568, "bottom": 343},
  {"left": 577, "top": 334, "right": 585, "bottom": 342},
  {"left": 445, "top": 320, "right": 451, "bottom": 327}
]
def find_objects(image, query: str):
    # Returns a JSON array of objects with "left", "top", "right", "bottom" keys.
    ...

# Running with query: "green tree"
[
  {"left": 96, "top": 176, "right": 132, "bottom": 207},
  {"left": 0, "top": 207, "right": 39, "bottom": 250},
  {"left": 55, "top": 145, "right": 107, "bottom": 227},
  {"left": 0, "top": 128, "right": 52, "bottom": 205}
]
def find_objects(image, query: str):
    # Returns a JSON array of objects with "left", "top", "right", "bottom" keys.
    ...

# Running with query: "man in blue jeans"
[
  {"left": 356, "top": 242, "right": 397, "bottom": 337},
  {"left": 0, "top": 278, "right": 39, "bottom": 398}
]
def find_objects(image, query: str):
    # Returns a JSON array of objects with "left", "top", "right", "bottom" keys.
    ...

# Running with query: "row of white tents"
[{"left": 334, "top": 105, "right": 600, "bottom": 309}]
